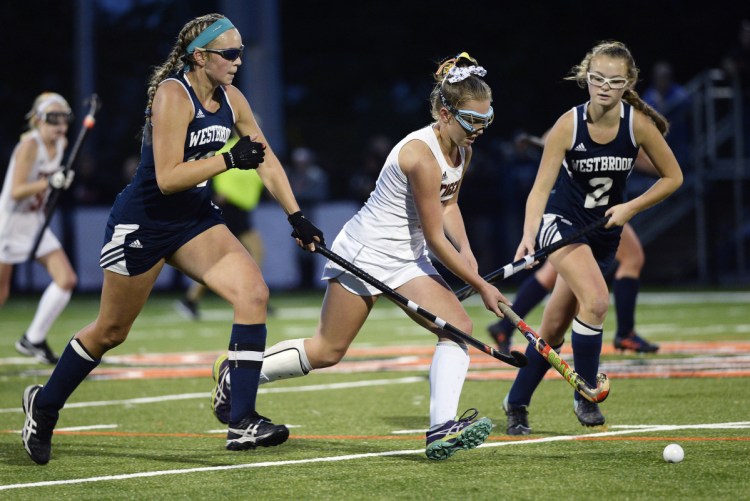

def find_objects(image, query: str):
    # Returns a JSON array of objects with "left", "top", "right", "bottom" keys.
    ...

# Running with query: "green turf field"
[{"left": 1, "top": 289, "right": 749, "bottom": 500}]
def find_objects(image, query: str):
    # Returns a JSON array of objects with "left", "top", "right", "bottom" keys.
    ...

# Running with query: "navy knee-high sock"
[
  {"left": 571, "top": 317, "right": 603, "bottom": 402},
  {"left": 492, "top": 275, "right": 550, "bottom": 333},
  {"left": 613, "top": 277, "right": 639, "bottom": 338},
  {"left": 36, "top": 339, "right": 100, "bottom": 414},
  {"left": 506, "top": 340, "right": 563, "bottom": 407},
  {"left": 228, "top": 323, "right": 267, "bottom": 424}
]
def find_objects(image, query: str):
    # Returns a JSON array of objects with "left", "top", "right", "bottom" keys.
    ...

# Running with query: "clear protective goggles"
[
  {"left": 586, "top": 72, "right": 629, "bottom": 90},
  {"left": 454, "top": 107, "right": 494, "bottom": 133},
  {"left": 42, "top": 111, "right": 74, "bottom": 125},
  {"left": 439, "top": 89, "right": 493, "bottom": 133}
]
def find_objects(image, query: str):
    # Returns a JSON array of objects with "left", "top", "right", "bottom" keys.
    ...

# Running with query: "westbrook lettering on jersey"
[
  {"left": 570, "top": 156, "right": 634, "bottom": 173},
  {"left": 188, "top": 125, "right": 232, "bottom": 148}
]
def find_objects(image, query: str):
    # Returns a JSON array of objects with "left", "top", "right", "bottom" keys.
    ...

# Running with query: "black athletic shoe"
[
  {"left": 574, "top": 399, "right": 605, "bottom": 427},
  {"left": 175, "top": 298, "right": 200, "bottom": 321},
  {"left": 15, "top": 335, "right": 59, "bottom": 364},
  {"left": 21, "top": 385, "right": 58, "bottom": 465},
  {"left": 614, "top": 331, "right": 659, "bottom": 353},
  {"left": 226, "top": 412, "right": 289, "bottom": 451},
  {"left": 488, "top": 323, "right": 512, "bottom": 356},
  {"left": 503, "top": 396, "right": 531, "bottom": 436}
]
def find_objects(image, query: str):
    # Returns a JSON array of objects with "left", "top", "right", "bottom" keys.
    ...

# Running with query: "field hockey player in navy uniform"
[
  {"left": 502, "top": 40, "right": 683, "bottom": 435},
  {"left": 20, "top": 13, "right": 323, "bottom": 465}
]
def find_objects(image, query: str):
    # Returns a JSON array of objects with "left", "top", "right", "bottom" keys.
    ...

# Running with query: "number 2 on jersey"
[{"left": 584, "top": 177, "right": 613, "bottom": 208}]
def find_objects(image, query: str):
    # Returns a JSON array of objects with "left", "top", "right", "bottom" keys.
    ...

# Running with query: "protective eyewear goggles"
[
  {"left": 586, "top": 72, "right": 629, "bottom": 90},
  {"left": 42, "top": 111, "right": 74, "bottom": 125},
  {"left": 453, "top": 107, "right": 494, "bottom": 133},
  {"left": 198, "top": 44, "right": 244, "bottom": 61}
]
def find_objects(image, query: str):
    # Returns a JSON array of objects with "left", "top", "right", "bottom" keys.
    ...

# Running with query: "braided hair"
[
  {"left": 429, "top": 52, "right": 492, "bottom": 122},
  {"left": 141, "top": 13, "right": 225, "bottom": 141},
  {"left": 566, "top": 40, "right": 670, "bottom": 136}
]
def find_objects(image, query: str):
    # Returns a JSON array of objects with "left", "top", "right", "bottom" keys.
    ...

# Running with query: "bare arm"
[
  {"left": 442, "top": 149, "right": 477, "bottom": 271},
  {"left": 401, "top": 140, "right": 508, "bottom": 315},
  {"left": 151, "top": 81, "right": 228, "bottom": 194},
  {"left": 516, "top": 112, "right": 572, "bottom": 259},
  {"left": 10, "top": 139, "right": 49, "bottom": 201},
  {"left": 606, "top": 111, "right": 684, "bottom": 226},
  {"left": 227, "top": 86, "right": 302, "bottom": 216}
]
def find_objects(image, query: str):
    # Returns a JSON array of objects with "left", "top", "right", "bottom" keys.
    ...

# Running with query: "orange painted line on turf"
[
  {"left": 574, "top": 436, "right": 750, "bottom": 442},
  {"left": 86, "top": 341, "right": 750, "bottom": 381},
  {"left": 466, "top": 369, "right": 750, "bottom": 381}
]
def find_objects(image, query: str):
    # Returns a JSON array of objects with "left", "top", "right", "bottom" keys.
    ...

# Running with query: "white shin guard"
[{"left": 259, "top": 338, "right": 313, "bottom": 385}]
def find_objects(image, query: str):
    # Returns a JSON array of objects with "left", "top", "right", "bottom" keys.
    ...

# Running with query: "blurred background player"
[
  {"left": 176, "top": 134, "right": 267, "bottom": 320},
  {"left": 0, "top": 92, "right": 77, "bottom": 364},
  {"left": 502, "top": 40, "right": 683, "bottom": 436}
]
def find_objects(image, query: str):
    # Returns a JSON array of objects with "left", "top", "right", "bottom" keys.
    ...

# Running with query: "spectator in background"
[
  {"left": 287, "top": 147, "right": 329, "bottom": 207},
  {"left": 286, "top": 146, "right": 329, "bottom": 288},
  {"left": 722, "top": 19, "right": 750, "bottom": 155},
  {"left": 348, "top": 134, "right": 392, "bottom": 203},
  {"left": 642, "top": 61, "right": 691, "bottom": 167}
]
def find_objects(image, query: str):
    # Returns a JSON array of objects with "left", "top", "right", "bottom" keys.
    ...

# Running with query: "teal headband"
[{"left": 186, "top": 17, "right": 235, "bottom": 54}]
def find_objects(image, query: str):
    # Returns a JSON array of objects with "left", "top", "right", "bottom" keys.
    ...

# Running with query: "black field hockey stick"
[
  {"left": 314, "top": 243, "right": 527, "bottom": 368},
  {"left": 454, "top": 216, "right": 610, "bottom": 301},
  {"left": 28, "top": 94, "right": 100, "bottom": 262},
  {"left": 497, "top": 302, "right": 610, "bottom": 403}
]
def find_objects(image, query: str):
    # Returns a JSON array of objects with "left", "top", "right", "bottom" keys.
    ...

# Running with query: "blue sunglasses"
[{"left": 198, "top": 44, "right": 244, "bottom": 61}]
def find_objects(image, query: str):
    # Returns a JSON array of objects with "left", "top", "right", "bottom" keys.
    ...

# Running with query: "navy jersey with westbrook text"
[
  {"left": 109, "top": 72, "right": 235, "bottom": 231},
  {"left": 547, "top": 101, "right": 639, "bottom": 229}
]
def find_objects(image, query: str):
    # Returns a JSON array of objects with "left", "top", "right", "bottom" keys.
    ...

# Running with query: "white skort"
[
  {"left": 321, "top": 230, "right": 439, "bottom": 296},
  {"left": 0, "top": 212, "right": 61, "bottom": 264}
]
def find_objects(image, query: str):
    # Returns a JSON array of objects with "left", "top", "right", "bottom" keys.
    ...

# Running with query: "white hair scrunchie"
[{"left": 445, "top": 65, "right": 487, "bottom": 83}]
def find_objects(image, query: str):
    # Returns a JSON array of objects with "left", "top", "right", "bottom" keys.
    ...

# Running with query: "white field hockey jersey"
[
  {"left": 343, "top": 124, "right": 465, "bottom": 260},
  {"left": 0, "top": 130, "right": 64, "bottom": 226}
]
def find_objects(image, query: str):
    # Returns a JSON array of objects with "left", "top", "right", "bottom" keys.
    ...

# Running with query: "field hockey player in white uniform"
[
  {"left": 211, "top": 52, "right": 511, "bottom": 460},
  {"left": 0, "top": 92, "right": 77, "bottom": 364}
]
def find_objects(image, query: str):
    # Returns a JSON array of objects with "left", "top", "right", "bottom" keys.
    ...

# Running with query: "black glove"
[
  {"left": 222, "top": 136, "right": 266, "bottom": 170},
  {"left": 288, "top": 211, "right": 325, "bottom": 246}
]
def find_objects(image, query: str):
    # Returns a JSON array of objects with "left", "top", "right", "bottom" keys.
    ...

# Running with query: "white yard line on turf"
[
  {"left": 0, "top": 377, "right": 425, "bottom": 414},
  {"left": 2, "top": 421, "right": 748, "bottom": 492}
]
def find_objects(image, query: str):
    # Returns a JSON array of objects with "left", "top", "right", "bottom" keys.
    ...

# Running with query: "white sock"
[
  {"left": 259, "top": 338, "right": 313, "bottom": 384},
  {"left": 429, "top": 341, "right": 470, "bottom": 428},
  {"left": 26, "top": 283, "right": 72, "bottom": 344}
]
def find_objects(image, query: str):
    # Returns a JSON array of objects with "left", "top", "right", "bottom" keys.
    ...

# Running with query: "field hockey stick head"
[
  {"left": 578, "top": 373, "right": 610, "bottom": 403},
  {"left": 82, "top": 94, "right": 100, "bottom": 129}
]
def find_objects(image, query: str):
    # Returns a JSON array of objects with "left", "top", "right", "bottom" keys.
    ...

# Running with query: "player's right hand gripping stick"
[{"left": 222, "top": 136, "right": 266, "bottom": 170}]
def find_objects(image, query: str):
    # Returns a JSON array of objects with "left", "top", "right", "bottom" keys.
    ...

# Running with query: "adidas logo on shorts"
[
  {"left": 128, "top": 240, "right": 143, "bottom": 249},
  {"left": 574, "top": 143, "right": 587, "bottom": 152}
]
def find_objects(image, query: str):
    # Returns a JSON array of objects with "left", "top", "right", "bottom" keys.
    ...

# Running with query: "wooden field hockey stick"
[
  {"left": 27, "top": 94, "right": 100, "bottom": 262},
  {"left": 497, "top": 302, "right": 610, "bottom": 403},
  {"left": 454, "top": 216, "right": 609, "bottom": 301},
  {"left": 314, "top": 243, "right": 528, "bottom": 368}
]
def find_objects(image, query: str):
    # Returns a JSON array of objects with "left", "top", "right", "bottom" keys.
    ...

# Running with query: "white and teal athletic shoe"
[{"left": 425, "top": 408, "right": 492, "bottom": 460}]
